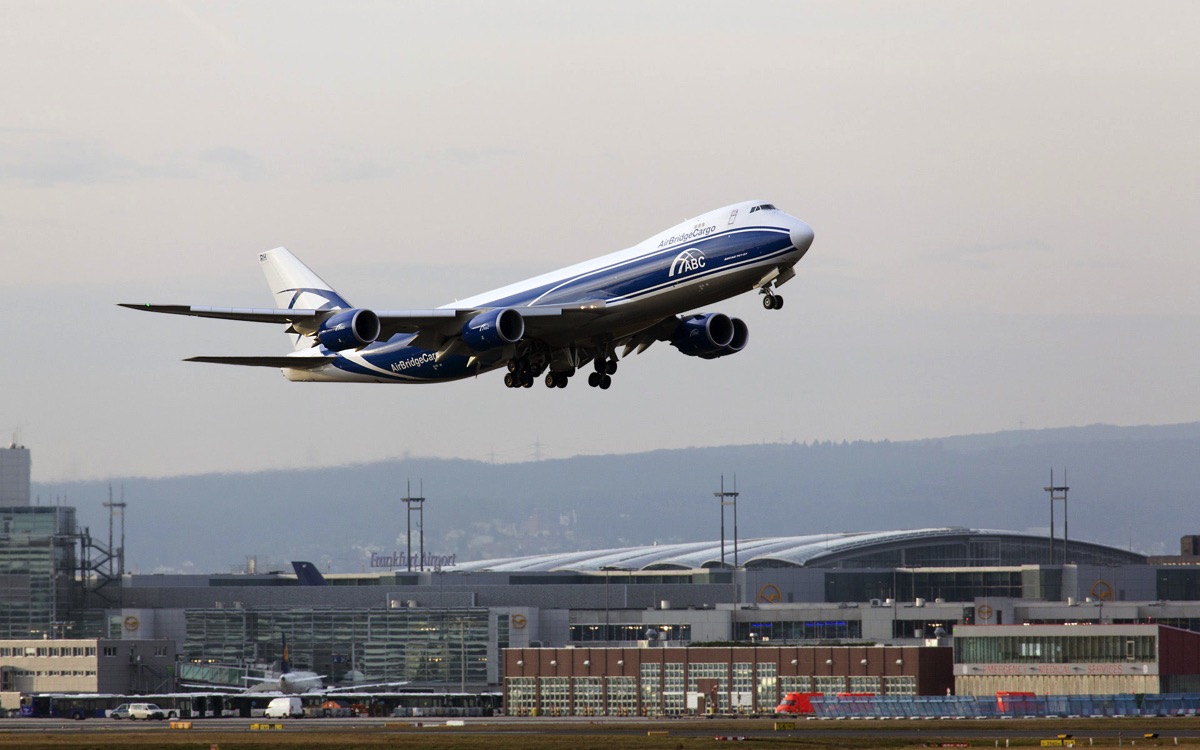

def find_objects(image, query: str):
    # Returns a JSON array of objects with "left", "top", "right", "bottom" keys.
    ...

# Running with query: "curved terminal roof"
[{"left": 452, "top": 527, "right": 1145, "bottom": 573}]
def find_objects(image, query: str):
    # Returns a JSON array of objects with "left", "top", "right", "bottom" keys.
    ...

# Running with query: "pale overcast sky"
[{"left": 2, "top": 2, "right": 1198, "bottom": 481}]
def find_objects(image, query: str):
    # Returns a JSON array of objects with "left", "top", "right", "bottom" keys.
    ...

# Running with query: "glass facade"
[
  {"left": 824, "top": 568, "right": 1062, "bottom": 603},
  {"left": 955, "top": 633, "right": 1157, "bottom": 664},
  {"left": 569, "top": 623, "right": 692, "bottom": 643},
  {"left": 0, "top": 507, "right": 77, "bottom": 639},
  {"left": 802, "top": 535, "right": 1140, "bottom": 570},
  {"left": 184, "top": 607, "right": 492, "bottom": 685},
  {"left": 736, "top": 619, "right": 861, "bottom": 641},
  {"left": 1159, "top": 569, "right": 1200, "bottom": 601}
]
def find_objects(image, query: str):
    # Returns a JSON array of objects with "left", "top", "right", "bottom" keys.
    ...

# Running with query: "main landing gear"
[
  {"left": 504, "top": 357, "right": 536, "bottom": 388},
  {"left": 586, "top": 357, "right": 617, "bottom": 389},
  {"left": 504, "top": 350, "right": 618, "bottom": 390},
  {"left": 544, "top": 369, "right": 573, "bottom": 389}
]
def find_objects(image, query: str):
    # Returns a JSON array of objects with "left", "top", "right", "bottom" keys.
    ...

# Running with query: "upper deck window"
[{"left": 748, "top": 203, "right": 776, "bottom": 213}]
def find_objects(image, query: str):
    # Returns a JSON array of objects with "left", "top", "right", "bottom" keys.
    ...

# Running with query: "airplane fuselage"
[{"left": 288, "top": 201, "right": 812, "bottom": 383}]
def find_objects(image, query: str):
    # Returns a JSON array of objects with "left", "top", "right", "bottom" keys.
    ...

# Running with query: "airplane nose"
[{"left": 790, "top": 221, "right": 815, "bottom": 254}]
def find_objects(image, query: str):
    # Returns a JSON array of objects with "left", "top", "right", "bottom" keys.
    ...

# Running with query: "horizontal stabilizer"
[{"left": 185, "top": 356, "right": 335, "bottom": 369}]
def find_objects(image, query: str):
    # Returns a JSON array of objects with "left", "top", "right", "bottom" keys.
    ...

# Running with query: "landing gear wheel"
[
  {"left": 507, "top": 359, "right": 521, "bottom": 373},
  {"left": 605, "top": 359, "right": 618, "bottom": 375},
  {"left": 599, "top": 374, "right": 612, "bottom": 390},
  {"left": 556, "top": 375, "right": 569, "bottom": 388},
  {"left": 504, "top": 373, "right": 517, "bottom": 388},
  {"left": 587, "top": 372, "right": 600, "bottom": 387},
  {"left": 773, "top": 294, "right": 784, "bottom": 309},
  {"left": 522, "top": 374, "right": 533, "bottom": 388},
  {"left": 545, "top": 373, "right": 558, "bottom": 388},
  {"left": 762, "top": 294, "right": 776, "bottom": 310}
]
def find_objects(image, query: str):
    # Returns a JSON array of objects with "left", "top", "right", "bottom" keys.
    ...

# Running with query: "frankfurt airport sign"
[{"left": 369, "top": 551, "right": 458, "bottom": 570}]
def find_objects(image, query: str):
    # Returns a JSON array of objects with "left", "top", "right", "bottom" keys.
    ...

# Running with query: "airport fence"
[{"left": 807, "top": 693, "right": 1200, "bottom": 719}]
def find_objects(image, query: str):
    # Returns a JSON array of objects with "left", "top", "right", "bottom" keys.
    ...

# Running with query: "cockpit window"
[{"left": 748, "top": 203, "right": 776, "bottom": 213}]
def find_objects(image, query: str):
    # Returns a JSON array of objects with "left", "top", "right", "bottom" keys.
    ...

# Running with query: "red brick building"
[{"left": 503, "top": 644, "right": 953, "bottom": 716}]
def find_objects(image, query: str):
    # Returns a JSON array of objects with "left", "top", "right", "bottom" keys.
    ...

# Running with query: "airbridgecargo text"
[
  {"left": 658, "top": 222, "right": 716, "bottom": 248},
  {"left": 391, "top": 352, "right": 436, "bottom": 372}
]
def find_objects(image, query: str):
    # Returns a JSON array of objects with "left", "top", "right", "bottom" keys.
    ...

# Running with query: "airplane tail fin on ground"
[
  {"left": 281, "top": 633, "right": 291, "bottom": 674},
  {"left": 259, "top": 247, "right": 353, "bottom": 351},
  {"left": 292, "top": 560, "right": 328, "bottom": 586}
]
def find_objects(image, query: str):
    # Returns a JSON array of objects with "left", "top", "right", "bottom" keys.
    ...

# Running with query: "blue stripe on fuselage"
[
  {"left": 483, "top": 226, "right": 792, "bottom": 309},
  {"left": 315, "top": 225, "right": 797, "bottom": 382}
]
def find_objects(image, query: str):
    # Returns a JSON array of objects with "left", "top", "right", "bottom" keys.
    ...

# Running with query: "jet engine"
[
  {"left": 316, "top": 308, "right": 380, "bottom": 351},
  {"left": 670, "top": 313, "right": 748, "bottom": 358},
  {"left": 461, "top": 308, "right": 525, "bottom": 351},
  {"left": 698, "top": 316, "right": 748, "bottom": 359}
]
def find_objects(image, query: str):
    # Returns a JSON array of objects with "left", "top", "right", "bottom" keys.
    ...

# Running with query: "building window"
[
  {"left": 883, "top": 675, "right": 916, "bottom": 695},
  {"left": 640, "top": 663, "right": 662, "bottom": 716},
  {"left": 102, "top": 647, "right": 118, "bottom": 657},
  {"left": 606, "top": 675, "right": 637, "bottom": 716},
  {"left": 504, "top": 676, "right": 536, "bottom": 716},
  {"left": 539, "top": 677, "right": 570, "bottom": 717}
]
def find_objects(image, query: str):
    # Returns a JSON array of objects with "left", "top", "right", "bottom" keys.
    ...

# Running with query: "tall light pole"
[
  {"left": 715, "top": 476, "right": 739, "bottom": 604},
  {"left": 1044, "top": 470, "right": 1069, "bottom": 565},
  {"left": 714, "top": 475, "right": 739, "bottom": 568},
  {"left": 403, "top": 480, "right": 426, "bottom": 572}
]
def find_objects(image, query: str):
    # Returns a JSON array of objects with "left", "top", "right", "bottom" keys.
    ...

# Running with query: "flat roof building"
[
  {"left": 503, "top": 644, "right": 953, "bottom": 716},
  {"left": 954, "top": 624, "right": 1200, "bottom": 696}
]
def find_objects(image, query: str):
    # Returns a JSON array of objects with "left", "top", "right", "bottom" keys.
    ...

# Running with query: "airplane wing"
[
  {"left": 118, "top": 304, "right": 462, "bottom": 339},
  {"left": 119, "top": 303, "right": 605, "bottom": 350},
  {"left": 187, "top": 356, "right": 335, "bottom": 368},
  {"left": 324, "top": 681, "right": 410, "bottom": 693},
  {"left": 179, "top": 683, "right": 247, "bottom": 693}
]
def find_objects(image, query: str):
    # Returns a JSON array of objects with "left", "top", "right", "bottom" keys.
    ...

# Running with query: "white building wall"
[{"left": 957, "top": 673, "right": 1158, "bottom": 696}]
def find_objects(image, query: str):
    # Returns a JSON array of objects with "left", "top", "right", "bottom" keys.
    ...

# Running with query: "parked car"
[{"left": 110, "top": 702, "right": 166, "bottom": 720}]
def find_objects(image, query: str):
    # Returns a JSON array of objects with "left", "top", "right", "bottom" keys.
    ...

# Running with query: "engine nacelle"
[
  {"left": 316, "top": 308, "right": 380, "bottom": 351},
  {"left": 462, "top": 308, "right": 525, "bottom": 351},
  {"left": 698, "top": 316, "right": 748, "bottom": 359},
  {"left": 670, "top": 313, "right": 749, "bottom": 359},
  {"left": 670, "top": 313, "right": 734, "bottom": 357}
]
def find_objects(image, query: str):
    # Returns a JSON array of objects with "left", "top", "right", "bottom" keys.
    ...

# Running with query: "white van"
[{"left": 264, "top": 696, "right": 304, "bottom": 719}]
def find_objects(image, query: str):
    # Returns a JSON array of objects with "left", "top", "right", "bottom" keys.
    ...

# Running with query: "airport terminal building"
[
  {"left": 96, "top": 526, "right": 1179, "bottom": 695},
  {"left": 4, "top": 445, "right": 1200, "bottom": 709}
]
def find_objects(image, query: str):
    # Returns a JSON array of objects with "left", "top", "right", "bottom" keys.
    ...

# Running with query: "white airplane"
[
  {"left": 244, "top": 634, "right": 324, "bottom": 694},
  {"left": 122, "top": 200, "right": 814, "bottom": 389}
]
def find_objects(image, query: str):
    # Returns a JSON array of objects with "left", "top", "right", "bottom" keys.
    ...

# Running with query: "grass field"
[{"left": 1, "top": 717, "right": 1199, "bottom": 749}]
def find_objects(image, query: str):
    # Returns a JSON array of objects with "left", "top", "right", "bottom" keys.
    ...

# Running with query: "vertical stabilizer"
[
  {"left": 291, "top": 561, "right": 328, "bottom": 586},
  {"left": 259, "top": 247, "right": 352, "bottom": 350},
  {"left": 280, "top": 633, "right": 292, "bottom": 675}
]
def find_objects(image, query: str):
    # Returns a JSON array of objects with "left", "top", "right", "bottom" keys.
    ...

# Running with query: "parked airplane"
[
  {"left": 244, "top": 634, "right": 324, "bottom": 694},
  {"left": 191, "top": 632, "right": 408, "bottom": 695},
  {"left": 122, "top": 200, "right": 813, "bottom": 389}
]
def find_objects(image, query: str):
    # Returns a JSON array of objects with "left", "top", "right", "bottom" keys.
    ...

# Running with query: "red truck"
[{"left": 774, "top": 692, "right": 822, "bottom": 715}]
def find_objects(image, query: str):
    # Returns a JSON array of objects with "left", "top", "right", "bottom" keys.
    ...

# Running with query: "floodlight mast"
[
  {"left": 714, "top": 475, "right": 740, "bottom": 569},
  {"left": 403, "top": 480, "right": 426, "bottom": 572},
  {"left": 1044, "top": 469, "right": 1070, "bottom": 565}
]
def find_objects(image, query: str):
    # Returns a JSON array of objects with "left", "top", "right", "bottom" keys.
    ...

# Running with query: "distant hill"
[{"left": 33, "top": 423, "right": 1200, "bottom": 574}]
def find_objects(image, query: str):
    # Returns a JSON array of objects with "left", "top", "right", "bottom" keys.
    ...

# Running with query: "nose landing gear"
[{"left": 761, "top": 290, "right": 784, "bottom": 310}]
